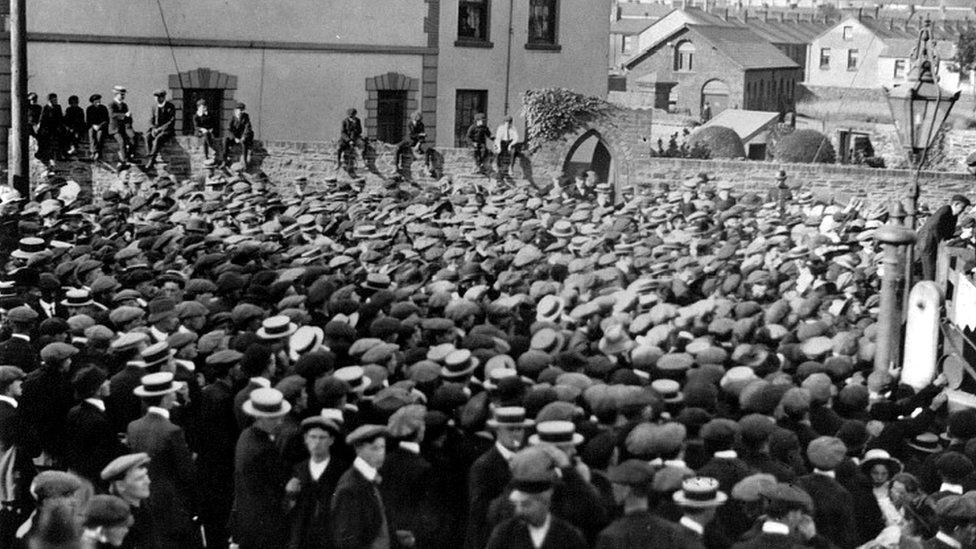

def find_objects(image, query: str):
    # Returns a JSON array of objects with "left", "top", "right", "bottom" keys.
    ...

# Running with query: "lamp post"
[
  {"left": 776, "top": 170, "right": 789, "bottom": 220},
  {"left": 875, "top": 225, "right": 916, "bottom": 374}
]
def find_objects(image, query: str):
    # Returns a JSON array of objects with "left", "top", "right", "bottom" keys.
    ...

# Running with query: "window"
[
  {"left": 893, "top": 59, "right": 907, "bottom": 79},
  {"left": 458, "top": 0, "right": 490, "bottom": 45},
  {"left": 455, "top": 90, "right": 487, "bottom": 147},
  {"left": 819, "top": 48, "right": 830, "bottom": 69},
  {"left": 674, "top": 41, "right": 695, "bottom": 72},
  {"left": 842, "top": 26, "right": 853, "bottom": 40},
  {"left": 527, "top": 0, "right": 559, "bottom": 48},
  {"left": 376, "top": 90, "right": 407, "bottom": 144},
  {"left": 847, "top": 49, "right": 858, "bottom": 71},
  {"left": 181, "top": 88, "right": 223, "bottom": 137},
  {"left": 622, "top": 36, "right": 635, "bottom": 54}
]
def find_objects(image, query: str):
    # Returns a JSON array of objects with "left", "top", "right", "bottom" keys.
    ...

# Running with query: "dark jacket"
[
  {"left": 287, "top": 457, "right": 347, "bottom": 549},
  {"left": 107, "top": 363, "right": 147, "bottom": 434},
  {"left": 0, "top": 399, "right": 36, "bottom": 505},
  {"left": 331, "top": 464, "right": 396, "bottom": 549},
  {"left": 594, "top": 509, "right": 684, "bottom": 549},
  {"left": 795, "top": 473, "right": 857, "bottom": 549},
  {"left": 228, "top": 113, "right": 254, "bottom": 142},
  {"left": 194, "top": 112, "right": 216, "bottom": 133},
  {"left": 19, "top": 364, "right": 73, "bottom": 461},
  {"left": 465, "top": 445, "right": 511, "bottom": 549},
  {"left": 149, "top": 101, "right": 177, "bottom": 136},
  {"left": 917, "top": 204, "right": 958, "bottom": 252},
  {"left": 232, "top": 426, "right": 289, "bottom": 549},
  {"left": 109, "top": 100, "right": 130, "bottom": 134},
  {"left": 64, "top": 105, "right": 85, "bottom": 134},
  {"left": 86, "top": 104, "right": 110, "bottom": 128},
  {"left": 126, "top": 411, "right": 198, "bottom": 544},
  {"left": 340, "top": 117, "right": 362, "bottom": 143},
  {"left": 63, "top": 400, "right": 125, "bottom": 483},
  {"left": 379, "top": 444, "right": 433, "bottom": 545},
  {"left": 0, "top": 336, "right": 40, "bottom": 374},
  {"left": 38, "top": 104, "right": 64, "bottom": 135},
  {"left": 466, "top": 124, "right": 492, "bottom": 147},
  {"left": 196, "top": 379, "right": 238, "bottom": 512},
  {"left": 486, "top": 515, "right": 587, "bottom": 549}
]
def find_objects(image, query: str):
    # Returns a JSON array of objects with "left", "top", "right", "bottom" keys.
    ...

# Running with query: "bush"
[
  {"left": 686, "top": 126, "right": 745, "bottom": 159},
  {"left": 773, "top": 129, "right": 836, "bottom": 164},
  {"left": 521, "top": 89, "right": 614, "bottom": 153}
]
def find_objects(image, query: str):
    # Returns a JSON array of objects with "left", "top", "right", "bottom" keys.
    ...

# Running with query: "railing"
[{"left": 936, "top": 244, "right": 976, "bottom": 390}]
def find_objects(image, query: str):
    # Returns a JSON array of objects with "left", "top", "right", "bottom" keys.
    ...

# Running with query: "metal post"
[
  {"left": 502, "top": 0, "right": 514, "bottom": 115},
  {"left": 890, "top": 200, "right": 907, "bottom": 226},
  {"left": 776, "top": 170, "right": 788, "bottom": 219},
  {"left": 9, "top": 0, "right": 28, "bottom": 198},
  {"left": 874, "top": 224, "right": 916, "bottom": 374}
]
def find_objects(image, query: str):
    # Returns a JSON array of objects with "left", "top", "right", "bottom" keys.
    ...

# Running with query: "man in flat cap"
[
  {"left": 86, "top": 93, "right": 110, "bottom": 161},
  {"left": 466, "top": 113, "right": 493, "bottom": 175},
  {"left": 0, "top": 365, "right": 33, "bottom": 548},
  {"left": 335, "top": 108, "right": 362, "bottom": 174},
  {"left": 795, "top": 436, "right": 856, "bottom": 549},
  {"left": 917, "top": 194, "right": 971, "bottom": 281},
  {"left": 63, "top": 365, "right": 124, "bottom": 483},
  {"left": 20, "top": 342, "right": 78, "bottom": 467},
  {"left": 286, "top": 415, "right": 347, "bottom": 549},
  {"left": 595, "top": 459, "right": 684, "bottom": 548},
  {"left": 109, "top": 85, "right": 133, "bottom": 165},
  {"left": 103, "top": 452, "right": 157, "bottom": 549},
  {"left": 127, "top": 372, "right": 201, "bottom": 549},
  {"left": 144, "top": 89, "right": 177, "bottom": 170},
  {"left": 380, "top": 404, "right": 431, "bottom": 548},
  {"left": 0, "top": 305, "right": 40, "bottom": 373},
  {"left": 80, "top": 494, "right": 134, "bottom": 548},
  {"left": 731, "top": 483, "right": 825, "bottom": 548},
  {"left": 926, "top": 494, "right": 976, "bottom": 549},
  {"left": 331, "top": 424, "right": 401, "bottom": 549},
  {"left": 223, "top": 102, "right": 254, "bottom": 168}
]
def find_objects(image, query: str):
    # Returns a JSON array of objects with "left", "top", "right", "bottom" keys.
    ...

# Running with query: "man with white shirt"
[
  {"left": 673, "top": 477, "right": 726, "bottom": 549},
  {"left": 127, "top": 372, "right": 201, "bottom": 549},
  {"left": 731, "top": 482, "right": 826, "bottom": 548},
  {"left": 494, "top": 114, "right": 520, "bottom": 183},
  {"left": 286, "top": 415, "right": 347, "bottom": 549},
  {"left": 926, "top": 495, "right": 976, "bottom": 549}
]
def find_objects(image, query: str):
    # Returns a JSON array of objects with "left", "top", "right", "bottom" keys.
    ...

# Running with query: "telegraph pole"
[{"left": 10, "top": 0, "right": 28, "bottom": 197}]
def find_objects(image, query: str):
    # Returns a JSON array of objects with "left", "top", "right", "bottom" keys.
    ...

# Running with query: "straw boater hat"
[
  {"left": 257, "top": 315, "right": 298, "bottom": 340},
  {"left": 289, "top": 325, "right": 325, "bottom": 361},
  {"left": 673, "top": 477, "right": 728, "bottom": 508},
  {"left": 487, "top": 406, "right": 535, "bottom": 429},
  {"left": 528, "top": 420, "right": 583, "bottom": 446},
  {"left": 861, "top": 448, "right": 903, "bottom": 477},
  {"left": 242, "top": 387, "right": 291, "bottom": 418},
  {"left": 61, "top": 288, "right": 94, "bottom": 308},
  {"left": 133, "top": 372, "right": 184, "bottom": 398},
  {"left": 333, "top": 366, "right": 371, "bottom": 393},
  {"left": 441, "top": 349, "right": 479, "bottom": 379},
  {"left": 11, "top": 237, "right": 47, "bottom": 260}
]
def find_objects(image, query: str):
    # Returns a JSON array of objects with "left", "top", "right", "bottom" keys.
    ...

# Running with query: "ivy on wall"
[{"left": 521, "top": 88, "right": 614, "bottom": 153}]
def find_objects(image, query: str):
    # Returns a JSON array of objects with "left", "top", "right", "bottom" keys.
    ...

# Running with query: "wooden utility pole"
[{"left": 10, "top": 0, "right": 28, "bottom": 197}]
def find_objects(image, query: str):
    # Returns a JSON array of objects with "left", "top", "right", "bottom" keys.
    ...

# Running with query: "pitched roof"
[
  {"left": 617, "top": 2, "right": 674, "bottom": 20},
  {"left": 611, "top": 18, "right": 657, "bottom": 36},
  {"left": 699, "top": 109, "right": 780, "bottom": 143},
  {"left": 687, "top": 25, "right": 801, "bottom": 69},
  {"left": 878, "top": 37, "right": 957, "bottom": 58}
]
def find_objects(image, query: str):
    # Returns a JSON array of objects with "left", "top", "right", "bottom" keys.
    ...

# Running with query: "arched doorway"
[
  {"left": 563, "top": 129, "right": 614, "bottom": 188},
  {"left": 701, "top": 79, "right": 730, "bottom": 118}
]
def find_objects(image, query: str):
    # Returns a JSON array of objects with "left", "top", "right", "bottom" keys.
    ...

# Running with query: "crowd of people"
[{"left": 0, "top": 154, "right": 973, "bottom": 549}]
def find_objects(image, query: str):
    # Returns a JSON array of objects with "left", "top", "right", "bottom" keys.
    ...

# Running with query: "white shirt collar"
[
  {"left": 0, "top": 395, "right": 17, "bottom": 408},
  {"left": 85, "top": 398, "right": 105, "bottom": 412},
  {"left": 814, "top": 468, "right": 836, "bottom": 479},
  {"left": 147, "top": 406, "right": 170, "bottom": 420},
  {"left": 680, "top": 516, "right": 705, "bottom": 536},
  {"left": 250, "top": 377, "right": 271, "bottom": 389},
  {"left": 353, "top": 456, "right": 378, "bottom": 482},
  {"left": 762, "top": 521, "right": 791, "bottom": 535},
  {"left": 713, "top": 449, "right": 737, "bottom": 459},
  {"left": 399, "top": 441, "right": 421, "bottom": 454},
  {"left": 940, "top": 482, "right": 964, "bottom": 495},
  {"left": 10, "top": 333, "right": 29, "bottom": 342},
  {"left": 495, "top": 441, "right": 516, "bottom": 461},
  {"left": 664, "top": 458, "right": 687, "bottom": 468},
  {"left": 527, "top": 513, "right": 552, "bottom": 548},
  {"left": 935, "top": 531, "right": 963, "bottom": 548},
  {"left": 308, "top": 457, "right": 330, "bottom": 481}
]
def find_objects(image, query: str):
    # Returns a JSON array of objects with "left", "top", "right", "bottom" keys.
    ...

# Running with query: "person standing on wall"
[
  {"left": 466, "top": 113, "right": 493, "bottom": 176},
  {"left": 917, "top": 194, "right": 971, "bottom": 281},
  {"left": 37, "top": 93, "right": 64, "bottom": 167},
  {"left": 223, "top": 102, "right": 254, "bottom": 169},
  {"left": 63, "top": 95, "right": 85, "bottom": 158},
  {"left": 145, "top": 89, "right": 177, "bottom": 170},
  {"left": 336, "top": 108, "right": 363, "bottom": 171},
  {"left": 109, "top": 86, "right": 133, "bottom": 167},
  {"left": 494, "top": 114, "right": 520, "bottom": 184}
]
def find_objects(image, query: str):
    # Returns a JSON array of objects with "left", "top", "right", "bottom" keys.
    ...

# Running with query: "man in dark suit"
[
  {"left": 197, "top": 350, "right": 242, "bottom": 549},
  {"left": 86, "top": 94, "right": 110, "bottom": 161},
  {"left": 380, "top": 405, "right": 432, "bottom": 547},
  {"left": 731, "top": 483, "right": 829, "bottom": 549},
  {"left": 286, "top": 415, "right": 347, "bottom": 549},
  {"left": 673, "top": 477, "right": 726, "bottom": 549},
  {"left": 193, "top": 99, "right": 217, "bottom": 160},
  {"left": 127, "top": 372, "right": 201, "bottom": 549},
  {"left": 595, "top": 460, "right": 684, "bottom": 549},
  {"left": 222, "top": 102, "right": 253, "bottom": 168},
  {"left": 485, "top": 446, "right": 587, "bottom": 549},
  {"left": 106, "top": 334, "right": 153, "bottom": 434},
  {"left": 335, "top": 108, "right": 362, "bottom": 171},
  {"left": 231, "top": 387, "right": 291, "bottom": 549},
  {"left": 102, "top": 452, "right": 159, "bottom": 549},
  {"left": 37, "top": 93, "right": 64, "bottom": 164},
  {"left": 924, "top": 494, "right": 976, "bottom": 549},
  {"left": 331, "top": 424, "right": 401, "bottom": 549},
  {"left": 108, "top": 85, "right": 133, "bottom": 164},
  {"left": 0, "top": 366, "right": 35, "bottom": 549},
  {"left": 0, "top": 305, "right": 40, "bottom": 374},
  {"left": 917, "top": 194, "right": 970, "bottom": 281},
  {"left": 465, "top": 406, "right": 531, "bottom": 549},
  {"left": 795, "top": 437, "right": 857, "bottom": 549},
  {"left": 63, "top": 366, "right": 125, "bottom": 484},
  {"left": 19, "top": 342, "right": 78, "bottom": 467},
  {"left": 144, "top": 89, "right": 177, "bottom": 170},
  {"left": 233, "top": 353, "right": 274, "bottom": 430},
  {"left": 697, "top": 418, "right": 753, "bottom": 493}
]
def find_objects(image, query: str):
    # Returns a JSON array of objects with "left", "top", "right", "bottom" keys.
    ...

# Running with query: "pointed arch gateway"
[{"left": 562, "top": 129, "right": 615, "bottom": 190}]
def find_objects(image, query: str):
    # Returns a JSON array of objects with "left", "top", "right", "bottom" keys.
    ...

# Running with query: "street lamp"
[{"left": 882, "top": 16, "right": 960, "bottom": 230}]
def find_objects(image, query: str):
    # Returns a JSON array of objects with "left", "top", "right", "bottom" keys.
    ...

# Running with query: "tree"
[
  {"left": 957, "top": 28, "right": 976, "bottom": 76},
  {"left": 686, "top": 126, "right": 745, "bottom": 159},
  {"left": 773, "top": 129, "right": 836, "bottom": 164}
]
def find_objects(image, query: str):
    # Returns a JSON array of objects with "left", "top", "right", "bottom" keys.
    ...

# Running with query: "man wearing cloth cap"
[
  {"left": 223, "top": 102, "right": 254, "bottom": 168},
  {"left": 379, "top": 404, "right": 431, "bottom": 548},
  {"left": 485, "top": 446, "right": 587, "bottom": 549},
  {"left": 19, "top": 342, "right": 78, "bottom": 467},
  {"left": 285, "top": 415, "right": 347, "bottom": 549},
  {"left": 86, "top": 93, "right": 109, "bottom": 161},
  {"left": 917, "top": 194, "right": 971, "bottom": 281},
  {"left": 927, "top": 495, "right": 976, "bottom": 549},
  {"left": 127, "top": 372, "right": 201, "bottom": 548},
  {"left": 80, "top": 494, "right": 135, "bottom": 547},
  {"left": 102, "top": 452, "right": 157, "bottom": 549},
  {"left": 731, "top": 483, "right": 825, "bottom": 548},
  {"left": 335, "top": 108, "right": 362, "bottom": 173},
  {"left": 109, "top": 85, "right": 133, "bottom": 165},
  {"left": 0, "top": 366, "right": 32, "bottom": 548},
  {"left": 466, "top": 113, "right": 493, "bottom": 175},
  {"left": 795, "top": 436, "right": 856, "bottom": 549},
  {"left": 595, "top": 460, "right": 684, "bottom": 548},
  {"left": 144, "top": 89, "right": 177, "bottom": 170},
  {"left": 0, "top": 305, "right": 40, "bottom": 373}
]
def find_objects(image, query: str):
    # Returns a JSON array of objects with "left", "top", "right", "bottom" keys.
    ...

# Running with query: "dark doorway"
[
  {"left": 376, "top": 90, "right": 407, "bottom": 143},
  {"left": 182, "top": 88, "right": 223, "bottom": 137},
  {"left": 455, "top": 90, "right": 488, "bottom": 147},
  {"left": 563, "top": 130, "right": 613, "bottom": 187}
]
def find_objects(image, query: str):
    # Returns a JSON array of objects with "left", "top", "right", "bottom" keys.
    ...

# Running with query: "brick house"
[{"left": 622, "top": 24, "right": 801, "bottom": 118}]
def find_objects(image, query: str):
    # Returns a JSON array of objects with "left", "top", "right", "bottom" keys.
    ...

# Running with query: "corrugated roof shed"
[{"left": 700, "top": 109, "right": 780, "bottom": 142}]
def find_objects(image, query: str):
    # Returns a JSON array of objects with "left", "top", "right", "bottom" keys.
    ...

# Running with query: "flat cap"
[
  {"left": 345, "top": 424, "right": 387, "bottom": 446},
  {"left": 759, "top": 482, "right": 814, "bottom": 513},
  {"left": 606, "top": 459, "right": 656, "bottom": 487},
  {"left": 387, "top": 404, "right": 426, "bottom": 438},
  {"left": 731, "top": 473, "right": 778, "bottom": 502},
  {"left": 84, "top": 495, "right": 132, "bottom": 528},
  {"left": 806, "top": 436, "right": 847, "bottom": 471},
  {"left": 100, "top": 452, "right": 151, "bottom": 482},
  {"left": 40, "top": 342, "right": 79, "bottom": 363},
  {"left": 7, "top": 306, "right": 38, "bottom": 323},
  {"left": 0, "top": 366, "right": 25, "bottom": 389}
]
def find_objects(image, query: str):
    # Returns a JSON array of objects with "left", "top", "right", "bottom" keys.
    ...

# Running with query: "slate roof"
[
  {"left": 617, "top": 2, "right": 674, "bottom": 19},
  {"left": 611, "top": 18, "right": 657, "bottom": 35},
  {"left": 687, "top": 25, "right": 801, "bottom": 69},
  {"left": 700, "top": 109, "right": 780, "bottom": 142},
  {"left": 878, "top": 37, "right": 957, "bottom": 58}
]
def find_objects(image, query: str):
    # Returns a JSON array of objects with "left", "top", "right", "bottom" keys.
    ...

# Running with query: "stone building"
[{"left": 11, "top": 0, "right": 609, "bottom": 150}]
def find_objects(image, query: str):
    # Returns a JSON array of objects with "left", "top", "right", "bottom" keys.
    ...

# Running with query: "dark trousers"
[
  {"left": 146, "top": 130, "right": 172, "bottom": 165},
  {"left": 113, "top": 131, "right": 131, "bottom": 162},
  {"left": 223, "top": 136, "right": 251, "bottom": 165},
  {"left": 198, "top": 130, "right": 215, "bottom": 159},
  {"left": 0, "top": 504, "right": 30, "bottom": 549},
  {"left": 89, "top": 124, "right": 106, "bottom": 158},
  {"left": 920, "top": 245, "right": 938, "bottom": 281},
  {"left": 471, "top": 143, "right": 490, "bottom": 171}
]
